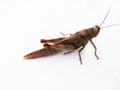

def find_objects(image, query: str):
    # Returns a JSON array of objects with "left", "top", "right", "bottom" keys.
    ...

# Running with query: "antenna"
[
  {"left": 101, "top": 23, "right": 120, "bottom": 29},
  {"left": 100, "top": 7, "right": 112, "bottom": 26}
]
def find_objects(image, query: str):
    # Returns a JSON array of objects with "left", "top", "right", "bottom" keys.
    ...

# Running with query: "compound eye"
[
  {"left": 97, "top": 27, "right": 100, "bottom": 32},
  {"left": 94, "top": 25, "right": 100, "bottom": 32},
  {"left": 97, "top": 29, "right": 100, "bottom": 32}
]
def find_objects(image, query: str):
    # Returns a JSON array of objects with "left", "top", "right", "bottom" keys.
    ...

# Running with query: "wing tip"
[
  {"left": 23, "top": 47, "right": 60, "bottom": 60},
  {"left": 23, "top": 53, "right": 36, "bottom": 59},
  {"left": 23, "top": 55, "right": 31, "bottom": 59}
]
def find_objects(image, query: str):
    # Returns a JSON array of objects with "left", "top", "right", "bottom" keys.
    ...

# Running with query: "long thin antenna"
[
  {"left": 101, "top": 23, "right": 120, "bottom": 29},
  {"left": 100, "top": 7, "right": 112, "bottom": 26}
]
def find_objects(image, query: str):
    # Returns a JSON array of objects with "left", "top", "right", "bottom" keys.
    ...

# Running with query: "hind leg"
[{"left": 40, "top": 37, "right": 65, "bottom": 44}]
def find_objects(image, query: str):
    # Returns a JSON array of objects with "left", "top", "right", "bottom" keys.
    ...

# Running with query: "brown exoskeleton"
[{"left": 24, "top": 7, "right": 119, "bottom": 64}]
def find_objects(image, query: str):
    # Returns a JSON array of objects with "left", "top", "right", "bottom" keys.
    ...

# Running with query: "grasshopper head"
[{"left": 93, "top": 25, "right": 100, "bottom": 37}]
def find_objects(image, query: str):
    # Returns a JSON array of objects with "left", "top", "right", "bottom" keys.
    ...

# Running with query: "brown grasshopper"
[{"left": 24, "top": 8, "right": 119, "bottom": 64}]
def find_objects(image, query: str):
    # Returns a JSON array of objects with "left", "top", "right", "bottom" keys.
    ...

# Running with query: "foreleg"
[{"left": 90, "top": 39, "right": 99, "bottom": 59}]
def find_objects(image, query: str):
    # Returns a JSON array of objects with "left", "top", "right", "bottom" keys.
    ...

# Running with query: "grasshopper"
[{"left": 24, "top": 7, "right": 119, "bottom": 64}]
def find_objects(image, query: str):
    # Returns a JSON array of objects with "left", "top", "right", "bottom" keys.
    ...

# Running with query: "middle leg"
[
  {"left": 64, "top": 51, "right": 74, "bottom": 55},
  {"left": 78, "top": 45, "right": 85, "bottom": 64}
]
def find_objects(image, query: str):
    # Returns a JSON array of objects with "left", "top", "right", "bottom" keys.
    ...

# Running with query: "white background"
[{"left": 0, "top": 0, "right": 120, "bottom": 90}]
